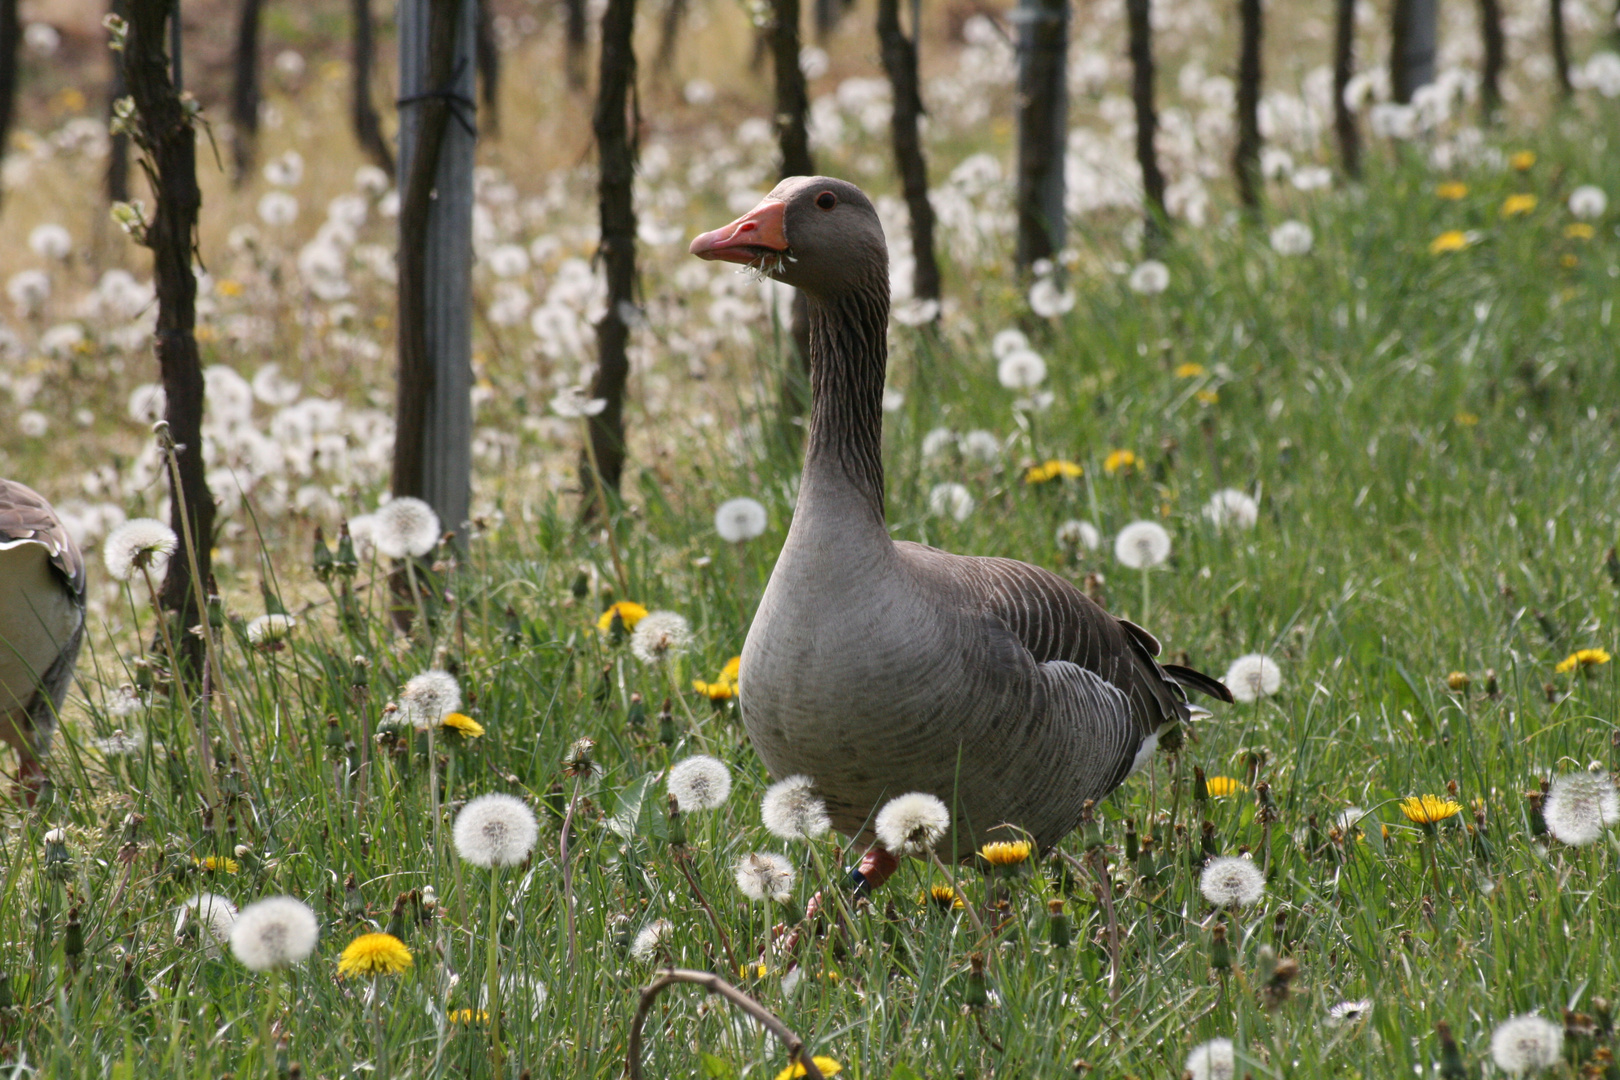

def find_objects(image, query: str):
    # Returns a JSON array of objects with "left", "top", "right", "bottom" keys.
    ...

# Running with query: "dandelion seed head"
[
  {"left": 1199, "top": 855, "right": 1266, "bottom": 907},
  {"left": 714, "top": 497, "right": 768, "bottom": 542},
  {"left": 667, "top": 754, "right": 732, "bottom": 812},
  {"left": 400, "top": 669, "right": 462, "bottom": 728},
  {"left": 103, "top": 518, "right": 178, "bottom": 582},
  {"left": 874, "top": 792, "right": 951, "bottom": 856},
  {"left": 1128, "top": 260, "right": 1170, "bottom": 295},
  {"left": 761, "top": 775, "right": 832, "bottom": 841},
  {"left": 1223, "top": 653, "right": 1282, "bottom": 703},
  {"left": 245, "top": 613, "right": 296, "bottom": 647},
  {"left": 630, "top": 611, "right": 693, "bottom": 665},
  {"left": 1490, "top": 1014, "right": 1563, "bottom": 1074},
  {"left": 735, "top": 851, "right": 796, "bottom": 903},
  {"left": 991, "top": 328, "right": 1029, "bottom": 360},
  {"left": 1028, "top": 277, "right": 1076, "bottom": 317},
  {"left": 28, "top": 223, "right": 72, "bottom": 261},
  {"left": 1204, "top": 489, "right": 1259, "bottom": 530},
  {"left": 373, "top": 496, "right": 441, "bottom": 559},
  {"left": 1114, "top": 520, "right": 1172, "bottom": 569},
  {"left": 996, "top": 348, "right": 1047, "bottom": 390},
  {"left": 1543, "top": 769, "right": 1620, "bottom": 846},
  {"left": 1184, "top": 1037, "right": 1236, "bottom": 1080},
  {"left": 550, "top": 386, "right": 608, "bottom": 418},
  {"left": 1326, "top": 999, "right": 1371, "bottom": 1026},
  {"left": 1269, "top": 220, "right": 1314, "bottom": 256},
  {"left": 629, "top": 918, "right": 673, "bottom": 962},
  {"left": 176, "top": 892, "right": 237, "bottom": 948},
  {"left": 1568, "top": 185, "right": 1608, "bottom": 219},
  {"left": 229, "top": 896, "right": 319, "bottom": 971},
  {"left": 921, "top": 427, "right": 957, "bottom": 460},
  {"left": 1055, "top": 519, "right": 1101, "bottom": 551},
  {"left": 928, "top": 483, "right": 975, "bottom": 522},
  {"left": 453, "top": 793, "right": 539, "bottom": 868}
]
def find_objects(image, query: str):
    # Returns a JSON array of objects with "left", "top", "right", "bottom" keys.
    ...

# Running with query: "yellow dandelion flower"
[
  {"left": 1502, "top": 194, "right": 1538, "bottom": 217},
  {"left": 719, "top": 656, "right": 741, "bottom": 683},
  {"left": 1400, "top": 795, "right": 1462, "bottom": 826},
  {"left": 1103, "top": 449, "right": 1139, "bottom": 476},
  {"left": 440, "top": 712, "right": 485, "bottom": 738},
  {"left": 1445, "top": 671, "right": 1470, "bottom": 692},
  {"left": 1195, "top": 389, "right": 1220, "bottom": 405},
  {"left": 338, "top": 932, "right": 413, "bottom": 978},
  {"left": 738, "top": 962, "right": 770, "bottom": 979},
  {"left": 1430, "top": 230, "right": 1471, "bottom": 254},
  {"left": 193, "top": 856, "right": 239, "bottom": 874},
  {"left": 1024, "top": 459, "right": 1084, "bottom": 484},
  {"left": 1435, "top": 181, "right": 1469, "bottom": 200},
  {"left": 216, "top": 279, "right": 245, "bottom": 298},
  {"left": 1554, "top": 648, "right": 1611, "bottom": 674},
  {"left": 692, "top": 679, "right": 736, "bottom": 701},
  {"left": 979, "top": 840, "right": 1033, "bottom": 866},
  {"left": 596, "top": 601, "right": 648, "bottom": 632},
  {"left": 1509, "top": 150, "right": 1536, "bottom": 171},
  {"left": 1566, "top": 223, "right": 1595, "bottom": 240},
  {"left": 921, "top": 884, "right": 965, "bottom": 910},
  {"left": 1454, "top": 412, "right": 1479, "bottom": 427},
  {"left": 1175, "top": 362, "right": 1206, "bottom": 378},
  {"left": 449, "top": 1008, "right": 488, "bottom": 1024},
  {"left": 775, "top": 1057, "right": 843, "bottom": 1080},
  {"left": 1205, "top": 776, "right": 1249, "bottom": 798}
]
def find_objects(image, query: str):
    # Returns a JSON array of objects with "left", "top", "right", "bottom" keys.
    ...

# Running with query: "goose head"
[{"left": 689, "top": 176, "right": 888, "bottom": 299}]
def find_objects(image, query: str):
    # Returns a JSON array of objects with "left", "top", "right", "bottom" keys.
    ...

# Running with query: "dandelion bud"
[
  {"left": 385, "top": 892, "right": 411, "bottom": 939},
  {"left": 963, "top": 953, "right": 989, "bottom": 1009},
  {"left": 120, "top": 958, "right": 142, "bottom": 1010},
  {"left": 325, "top": 716, "right": 346, "bottom": 757},
  {"left": 312, "top": 526, "right": 334, "bottom": 581},
  {"left": 1136, "top": 836, "right": 1157, "bottom": 881},
  {"left": 658, "top": 699, "right": 677, "bottom": 746},
  {"left": 421, "top": 885, "right": 439, "bottom": 918},
  {"left": 1193, "top": 766, "right": 1209, "bottom": 803},
  {"left": 626, "top": 692, "right": 646, "bottom": 728},
  {"left": 1079, "top": 800, "right": 1104, "bottom": 851},
  {"left": 1436, "top": 1021, "right": 1467, "bottom": 1080},
  {"left": 63, "top": 907, "right": 83, "bottom": 961},
  {"left": 564, "top": 738, "right": 597, "bottom": 777},
  {"left": 350, "top": 655, "right": 370, "bottom": 690},
  {"left": 1525, "top": 789, "right": 1548, "bottom": 837},
  {"left": 1446, "top": 671, "right": 1470, "bottom": 692},
  {"left": 44, "top": 829, "right": 72, "bottom": 881},
  {"left": 1124, "top": 819, "right": 1139, "bottom": 863},
  {"left": 0, "top": 972, "right": 12, "bottom": 1010},
  {"left": 1594, "top": 998, "right": 1613, "bottom": 1038},
  {"left": 1255, "top": 781, "right": 1277, "bottom": 823},
  {"left": 666, "top": 793, "right": 687, "bottom": 848},
  {"left": 1484, "top": 668, "right": 1500, "bottom": 698},
  {"left": 1607, "top": 547, "right": 1620, "bottom": 587},
  {"left": 1046, "top": 898, "right": 1072, "bottom": 948},
  {"left": 1200, "top": 820, "right": 1219, "bottom": 861},
  {"left": 1209, "top": 923, "right": 1230, "bottom": 971},
  {"left": 503, "top": 605, "right": 524, "bottom": 646},
  {"left": 607, "top": 609, "right": 628, "bottom": 646},
  {"left": 334, "top": 523, "right": 359, "bottom": 578},
  {"left": 570, "top": 570, "right": 590, "bottom": 600}
]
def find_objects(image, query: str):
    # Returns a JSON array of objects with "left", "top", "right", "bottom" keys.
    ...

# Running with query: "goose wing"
[{"left": 0, "top": 480, "right": 85, "bottom": 598}]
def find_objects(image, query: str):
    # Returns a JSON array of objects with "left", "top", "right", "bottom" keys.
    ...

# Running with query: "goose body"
[
  {"left": 692, "top": 177, "right": 1228, "bottom": 858},
  {"left": 0, "top": 480, "right": 86, "bottom": 800}
]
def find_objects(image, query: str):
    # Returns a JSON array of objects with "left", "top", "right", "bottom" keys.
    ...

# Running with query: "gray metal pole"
[{"left": 396, "top": 0, "right": 476, "bottom": 536}]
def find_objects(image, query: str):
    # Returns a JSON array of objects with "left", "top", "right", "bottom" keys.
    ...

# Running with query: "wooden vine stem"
[{"left": 626, "top": 968, "right": 827, "bottom": 1080}]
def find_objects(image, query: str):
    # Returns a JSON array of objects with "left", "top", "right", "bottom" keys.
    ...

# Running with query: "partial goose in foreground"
[
  {"left": 691, "top": 178, "right": 1231, "bottom": 875},
  {"left": 0, "top": 480, "right": 86, "bottom": 802}
]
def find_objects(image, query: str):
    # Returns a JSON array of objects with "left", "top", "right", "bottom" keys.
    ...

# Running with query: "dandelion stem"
[
  {"left": 560, "top": 773, "right": 584, "bottom": 968},
  {"left": 1140, "top": 567, "right": 1151, "bottom": 624},
  {"left": 487, "top": 866, "right": 504, "bottom": 1080},
  {"left": 928, "top": 850, "right": 987, "bottom": 937},
  {"left": 403, "top": 557, "right": 430, "bottom": 639},
  {"left": 578, "top": 416, "right": 629, "bottom": 593},
  {"left": 427, "top": 724, "right": 443, "bottom": 871},
  {"left": 626, "top": 968, "right": 826, "bottom": 1080},
  {"left": 675, "top": 851, "right": 741, "bottom": 975},
  {"left": 1062, "top": 849, "right": 1121, "bottom": 999}
]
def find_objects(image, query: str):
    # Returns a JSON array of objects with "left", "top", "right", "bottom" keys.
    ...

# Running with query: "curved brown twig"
[{"left": 626, "top": 967, "right": 826, "bottom": 1080}]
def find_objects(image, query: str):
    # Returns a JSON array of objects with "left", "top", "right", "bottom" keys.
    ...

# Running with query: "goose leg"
[
  {"left": 1, "top": 708, "right": 42, "bottom": 806},
  {"left": 850, "top": 847, "right": 899, "bottom": 896}
]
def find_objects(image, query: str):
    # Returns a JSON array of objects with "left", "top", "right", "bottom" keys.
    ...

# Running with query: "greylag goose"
[
  {"left": 0, "top": 480, "right": 86, "bottom": 802},
  {"left": 690, "top": 178, "right": 1231, "bottom": 876}
]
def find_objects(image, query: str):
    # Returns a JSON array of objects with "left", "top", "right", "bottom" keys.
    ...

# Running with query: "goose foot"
[{"left": 849, "top": 847, "right": 899, "bottom": 897}]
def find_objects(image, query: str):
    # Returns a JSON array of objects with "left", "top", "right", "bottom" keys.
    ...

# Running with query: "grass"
[{"left": 5, "top": 2, "right": 1620, "bottom": 1076}]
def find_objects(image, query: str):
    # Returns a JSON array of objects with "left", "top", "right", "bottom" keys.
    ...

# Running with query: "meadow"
[{"left": 3, "top": 0, "right": 1620, "bottom": 1074}]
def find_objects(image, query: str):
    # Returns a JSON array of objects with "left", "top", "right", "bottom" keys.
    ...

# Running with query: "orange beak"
[{"left": 689, "top": 199, "right": 789, "bottom": 265}]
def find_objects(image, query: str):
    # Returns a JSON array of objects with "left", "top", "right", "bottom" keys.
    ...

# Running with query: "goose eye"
[{"left": 815, "top": 191, "right": 837, "bottom": 211}]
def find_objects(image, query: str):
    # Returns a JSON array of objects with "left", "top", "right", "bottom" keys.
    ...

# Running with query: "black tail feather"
[{"left": 1163, "top": 664, "right": 1235, "bottom": 703}]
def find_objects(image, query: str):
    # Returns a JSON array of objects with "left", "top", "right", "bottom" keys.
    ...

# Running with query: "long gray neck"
[{"left": 800, "top": 283, "right": 890, "bottom": 531}]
